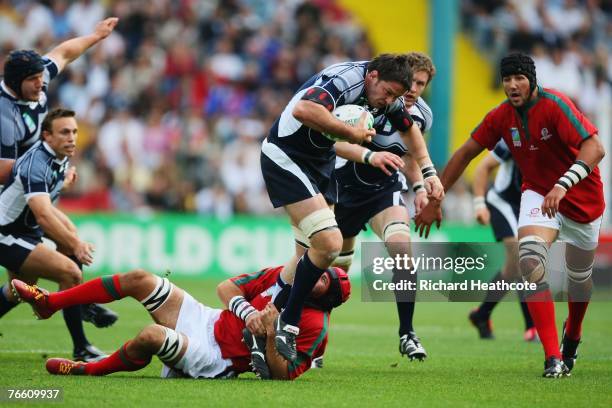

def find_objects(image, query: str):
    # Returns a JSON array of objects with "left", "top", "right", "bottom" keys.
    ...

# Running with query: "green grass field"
[{"left": 1, "top": 278, "right": 610, "bottom": 407}]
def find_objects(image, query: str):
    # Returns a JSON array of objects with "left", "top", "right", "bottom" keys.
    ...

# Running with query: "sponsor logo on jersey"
[
  {"left": 510, "top": 127, "right": 521, "bottom": 147},
  {"left": 541, "top": 128, "right": 552, "bottom": 140},
  {"left": 528, "top": 208, "right": 541, "bottom": 217},
  {"left": 23, "top": 112, "right": 36, "bottom": 133},
  {"left": 529, "top": 144, "right": 539, "bottom": 151}
]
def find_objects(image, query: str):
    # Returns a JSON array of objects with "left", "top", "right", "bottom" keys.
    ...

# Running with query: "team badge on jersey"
[
  {"left": 541, "top": 128, "right": 552, "bottom": 141},
  {"left": 510, "top": 127, "right": 521, "bottom": 147}
]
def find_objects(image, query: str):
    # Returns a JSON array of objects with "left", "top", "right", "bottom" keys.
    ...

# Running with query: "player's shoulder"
[
  {"left": 539, "top": 87, "right": 578, "bottom": 110},
  {"left": 409, "top": 97, "right": 433, "bottom": 131},
  {"left": 231, "top": 265, "right": 282, "bottom": 286}
]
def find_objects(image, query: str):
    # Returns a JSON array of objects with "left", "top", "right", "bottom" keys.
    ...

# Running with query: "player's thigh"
[
  {"left": 285, "top": 194, "right": 330, "bottom": 226},
  {"left": 150, "top": 284, "right": 186, "bottom": 330},
  {"left": 19, "top": 244, "right": 80, "bottom": 284},
  {"left": 369, "top": 205, "right": 411, "bottom": 242}
]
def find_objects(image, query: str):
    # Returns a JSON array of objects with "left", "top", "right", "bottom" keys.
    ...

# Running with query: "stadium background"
[
  {"left": 2, "top": 0, "right": 610, "bottom": 278},
  {"left": 0, "top": 1, "right": 611, "bottom": 406}
]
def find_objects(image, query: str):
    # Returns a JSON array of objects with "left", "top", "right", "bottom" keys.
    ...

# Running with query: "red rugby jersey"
[
  {"left": 471, "top": 86, "right": 604, "bottom": 223},
  {"left": 213, "top": 266, "right": 329, "bottom": 380}
]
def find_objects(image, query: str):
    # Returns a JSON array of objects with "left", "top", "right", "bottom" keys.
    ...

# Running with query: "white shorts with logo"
[
  {"left": 161, "top": 292, "right": 233, "bottom": 379},
  {"left": 518, "top": 190, "right": 602, "bottom": 250}
]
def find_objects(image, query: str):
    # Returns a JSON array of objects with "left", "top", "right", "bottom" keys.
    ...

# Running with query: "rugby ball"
[{"left": 323, "top": 104, "right": 374, "bottom": 142}]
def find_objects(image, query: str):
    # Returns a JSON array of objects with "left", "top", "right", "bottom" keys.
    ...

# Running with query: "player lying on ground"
[{"left": 11, "top": 265, "right": 350, "bottom": 380}]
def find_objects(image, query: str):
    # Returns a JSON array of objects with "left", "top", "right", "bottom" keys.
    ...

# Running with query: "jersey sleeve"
[
  {"left": 548, "top": 92, "right": 598, "bottom": 148},
  {"left": 19, "top": 157, "right": 50, "bottom": 200},
  {"left": 471, "top": 108, "right": 502, "bottom": 150},
  {"left": 385, "top": 98, "right": 413, "bottom": 132},
  {"left": 490, "top": 139, "right": 512, "bottom": 164},
  {"left": 230, "top": 268, "right": 280, "bottom": 302},
  {"left": 0, "top": 109, "right": 19, "bottom": 160},
  {"left": 411, "top": 98, "right": 433, "bottom": 133},
  {"left": 42, "top": 57, "right": 59, "bottom": 83},
  {"left": 287, "top": 311, "right": 329, "bottom": 380},
  {"left": 301, "top": 64, "right": 367, "bottom": 112}
]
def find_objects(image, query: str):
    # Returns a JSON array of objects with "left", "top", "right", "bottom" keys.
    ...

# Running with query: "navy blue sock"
[
  {"left": 63, "top": 305, "right": 89, "bottom": 350},
  {"left": 0, "top": 284, "right": 18, "bottom": 318},
  {"left": 519, "top": 300, "right": 534, "bottom": 329},
  {"left": 273, "top": 275, "right": 292, "bottom": 311},
  {"left": 393, "top": 269, "right": 416, "bottom": 336},
  {"left": 281, "top": 253, "right": 325, "bottom": 326},
  {"left": 477, "top": 271, "right": 507, "bottom": 319}
]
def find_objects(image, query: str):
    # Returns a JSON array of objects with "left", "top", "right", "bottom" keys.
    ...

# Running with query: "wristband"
[
  {"left": 228, "top": 295, "right": 256, "bottom": 322},
  {"left": 555, "top": 160, "right": 591, "bottom": 191},
  {"left": 412, "top": 181, "right": 426, "bottom": 194},
  {"left": 361, "top": 149, "right": 376, "bottom": 165},
  {"left": 473, "top": 196, "right": 486, "bottom": 210},
  {"left": 420, "top": 164, "right": 437, "bottom": 180}
]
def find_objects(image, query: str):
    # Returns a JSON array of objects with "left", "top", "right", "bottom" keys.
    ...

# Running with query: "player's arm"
[
  {"left": 542, "top": 134, "right": 605, "bottom": 218},
  {"left": 216, "top": 275, "right": 266, "bottom": 336},
  {"left": 400, "top": 152, "right": 428, "bottom": 214},
  {"left": 335, "top": 142, "right": 404, "bottom": 176},
  {"left": 0, "top": 159, "right": 14, "bottom": 184},
  {"left": 45, "top": 17, "right": 118, "bottom": 72},
  {"left": 399, "top": 125, "right": 443, "bottom": 199},
  {"left": 260, "top": 303, "right": 290, "bottom": 380},
  {"left": 472, "top": 154, "right": 499, "bottom": 225},
  {"left": 292, "top": 100, "right": 374, "bottom": 144},
  {"left": 27, "top": 195, "right": 93, "bottom": 265}
]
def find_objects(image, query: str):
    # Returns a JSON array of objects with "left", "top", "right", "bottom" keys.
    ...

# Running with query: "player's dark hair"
[
  {"left": 368, "top": 53, "right": 413, "bottom": 90},
  {"left": 41, "top": 108, "right": 76, "bottom": 137},
  {"left": 3, "top": 50, "right": 45, "bottom": 98},
  {"left": 405, "top": 52, "right": 436, "bottom": 85}
]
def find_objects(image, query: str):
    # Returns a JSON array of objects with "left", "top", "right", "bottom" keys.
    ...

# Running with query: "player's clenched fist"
[{"left": 94, "top": 17, "right": 119, "bottom": 40}]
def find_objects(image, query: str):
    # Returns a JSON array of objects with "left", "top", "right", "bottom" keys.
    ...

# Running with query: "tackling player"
[
  {"left": 469, "top": 139, "right": 536, "bottom": 341},
  {"left": 0, "top": 109, "right": 103, "bottom": 361},
  {"left": 0, "top": 17, "right": 120, "bottom": 328},
  {"left": 261, "top": 53, "right": 443, "bottom": 362},
  {"left": 11, "top": 265, "right": 350, "bottom": 380},
  {"left": 415, "top": 52, "right": 605, "bottom": 378}
]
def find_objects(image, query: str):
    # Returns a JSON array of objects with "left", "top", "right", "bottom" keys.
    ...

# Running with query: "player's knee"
[
  {"left": 383, "top": 221, "right": 411, "bottom": 244},
  {"left": 61, "top": 262, "right": 82, "bottom": 287},
  {"left": 566, "top": 260, "right": 594, "bottom": 284},
  {"left": 518, "top": 235, "right": 548, "bottom": 284},
  {"left": 311, "top": 229, "right": 343, "bottom": 262},
  {"left": 155, "top": 326, "right": 185, "bottom": 366},
  {"left": 123, "top": 268, "right": 154, "bottom": 289},
  {"left": 135, "top": 324, "right": 166, "bottom": 351}
]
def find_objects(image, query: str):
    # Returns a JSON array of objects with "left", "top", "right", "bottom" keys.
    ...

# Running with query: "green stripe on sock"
[{"left": 101, "top": 276, "right": 121, "bottom": 300}]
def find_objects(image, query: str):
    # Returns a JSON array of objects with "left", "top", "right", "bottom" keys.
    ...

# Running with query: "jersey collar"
[
  {"left": 517, "top": 85, "right": 542, "bottom": 112},
  {"left": 42, "top": 141, "right": 68, "bottom": 165}
]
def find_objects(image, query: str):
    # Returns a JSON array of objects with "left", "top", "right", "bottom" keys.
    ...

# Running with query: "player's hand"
[
  {"left": 413, "top": 190, "right": 429, "bottom": 215},
  {"left": 245, "top": 311, "right": 266, "bottom": 337},
  {"left": 94, "top": 17, "right": 119, "bottom": 40},
  {"left": 62, "top": 166, "right": 78, "bottom": 191},
  {"left": 348, "top": 112, "right": 376, "bottom": 144},
  {"left": 414, "top": 199, "right": 442, "bottom": 238},
  {"left": 74, "top": 241, "right": 95, "bottom": 266},
  {"left": 424, "top": 175, "right": 444, "bottom": 201},
  {"left": 260, "top": 302, "right": 279, "bottom": 334},
  {"left": 368, "top": 151, "right": 404, "bottom": 176},
  {"left": 475, "top": 207, "right": 491, "bottom": 225},
  {"left": 541, "top": 185, "right": 566, "bottom": 218}
]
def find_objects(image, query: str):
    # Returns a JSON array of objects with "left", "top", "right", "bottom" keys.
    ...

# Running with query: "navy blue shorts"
[
  {"left": 486, "top": 189, "right": 519, "bottom": 242},
  {"left": 335, "top": 182, "right": 405, "bottom": 238},
  {"left": 0, "top": 233, "right": 41, "bottom": 273},
  {"left": 260, "top": 139, "right": 337, "bottom": 208}
]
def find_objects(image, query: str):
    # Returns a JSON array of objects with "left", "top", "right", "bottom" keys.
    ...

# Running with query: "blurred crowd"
[
  {"left": 0, "top": 0, "right": 373, "bottom": 216},
  {"left": 461, "top": 0, "right": 612, "bottom": 120}
]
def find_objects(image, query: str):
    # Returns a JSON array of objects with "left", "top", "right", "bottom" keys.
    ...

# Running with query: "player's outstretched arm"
[
  {"left": 472, "top": 154, "right": 499, "bottom": 225},
  {"left": 293, "top": 101, "right": 374, "bottom": 144},
  {"left": 335, "top": 142, "right": 404, "bottom": 176},
  {"left": 260, "top": 303, "right": 290, "bottom": 380},
  {"left": 400, "top": 125, "right": 443, "bottom": 200},
  {"left": 401, "top": 152, "right": 428, "bottom": 214},
  {"left": 46, "top": 17, "right": 119, "bottom": 72},
  {"left": 28, "top": 195, "right": 94, "bottom": 265}
]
